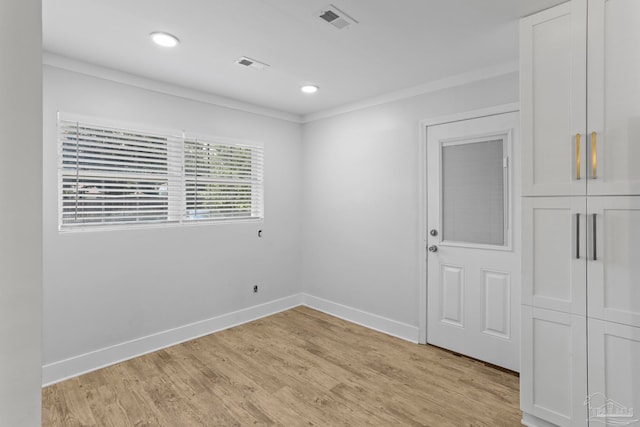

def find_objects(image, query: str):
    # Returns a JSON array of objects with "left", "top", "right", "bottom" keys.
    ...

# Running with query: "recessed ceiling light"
[
  {"left": 150, "top": 32, "right": 180, "bottom": 48},
  {"left": 301, "top": 85, "right": 319, "bottom": 94}
]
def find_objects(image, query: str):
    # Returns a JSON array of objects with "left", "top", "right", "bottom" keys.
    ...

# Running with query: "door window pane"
[{"left": 442, "top": 138, "right": 506, "bottom": 246}]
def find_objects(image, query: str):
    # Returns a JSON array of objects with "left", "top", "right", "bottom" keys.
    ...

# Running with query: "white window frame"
[
  {"left": 438, "top": 131, "right": 512, "bottom": 251},
  {"left": 57, "top": 113, "right": 264, "bottom": 232}
]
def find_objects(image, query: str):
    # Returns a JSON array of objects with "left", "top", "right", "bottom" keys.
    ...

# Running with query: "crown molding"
[
  {"left": 302, "top": 61, "right": 519, "bottom": 123},
  {"left": 43, "top": 52, "right": 303, "bottom": 123},
  {"left": 43, "top": 52, "right": 518, "bottom": 126}
]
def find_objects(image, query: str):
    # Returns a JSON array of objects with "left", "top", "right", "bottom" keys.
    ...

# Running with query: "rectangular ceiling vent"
[
  {"left": 234, "top": 56, "right": 270, "bottom": 70},
  {"left": 315, "top": 4, "right": 358, "bottom": 30}
]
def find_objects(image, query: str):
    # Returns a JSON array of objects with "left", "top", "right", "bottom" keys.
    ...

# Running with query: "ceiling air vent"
[
  {"left": 234, "top": 56, "right": 270, "bottom": 70},
  {"left": 315, "top": 4, "right": 358, "bottom": 30}
]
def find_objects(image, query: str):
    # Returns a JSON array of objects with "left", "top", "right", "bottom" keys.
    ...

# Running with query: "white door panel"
[
  {"left": 427, "top": 112, "right": 520, "bottom": 371},
  {"left": 439, "top": 264, "right": 464, "bottom": 327},
  {"left": 482, "top": 270, "right": 511, "bottom": 339},
  {"left": 429, "top": 248, "right": 518, "bottom": 369}
]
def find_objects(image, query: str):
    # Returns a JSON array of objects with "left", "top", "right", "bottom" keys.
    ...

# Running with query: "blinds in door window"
[{"left": 441, "top": 138, "right": 507, "bottom": 246}]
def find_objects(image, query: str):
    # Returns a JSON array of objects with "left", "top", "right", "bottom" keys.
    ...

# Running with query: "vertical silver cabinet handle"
[
  {"left": 592, "top": 213, "right": 597, "bottom": 261},
  {"left": 576, "top": 134, "right": 581, "bottom": 180},
  {"left": 591, "top": 132, "right": 597, "bottom": 179},
  {"left": 576, "top": 213, "right": 580, "bottom": 259}
]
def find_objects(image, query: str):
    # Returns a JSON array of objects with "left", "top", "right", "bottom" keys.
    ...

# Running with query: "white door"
[{"left": 426, "top": 112, "right": 520, "bottom": 371}]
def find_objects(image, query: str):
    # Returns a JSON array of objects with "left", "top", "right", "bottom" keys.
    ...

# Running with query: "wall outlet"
[{"left": 253, "top": 285, "right": 259, "bottom": 293}]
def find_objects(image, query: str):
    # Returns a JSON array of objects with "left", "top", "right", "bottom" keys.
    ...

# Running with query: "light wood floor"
[{"left": 43, "top": 306, "right": 521, "bottom": 426}]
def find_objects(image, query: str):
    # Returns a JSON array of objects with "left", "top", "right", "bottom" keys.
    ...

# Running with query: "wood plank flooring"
[{"left": 42, "top": 306, "right": 521, "bottom": 426}]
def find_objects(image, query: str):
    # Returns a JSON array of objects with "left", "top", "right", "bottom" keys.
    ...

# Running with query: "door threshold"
[{"left": 423, "top": 343, "right": 519, "bottom": 377}]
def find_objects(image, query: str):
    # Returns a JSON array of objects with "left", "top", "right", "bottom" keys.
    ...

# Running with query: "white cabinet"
[
  {"left": 521, "top": 0, "right": 640, "bottom": 198},
  {"left": 521, "top": 1, "right": 640, "bottom": 426},
  {"left": 523, "top": 196, "right": 640, "bottom": 324}
]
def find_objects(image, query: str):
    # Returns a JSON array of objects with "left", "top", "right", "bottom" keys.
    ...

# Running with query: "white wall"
[
  {"left": 41, "top": 63, "right": 518, "bottom": 385},
  {"left": 42, "top": 66, "right": 302, "bottom": 379},
  {"left": 0, "top": 1, "right": 43, "bottom": 425},
  {"left": 300, "top": 73, "right": 519, "bottom": 335}
]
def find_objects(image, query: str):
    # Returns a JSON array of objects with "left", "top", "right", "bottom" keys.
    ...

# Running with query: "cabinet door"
[
  {"left": 521, "top": 306, "right": 588, "bottom": 427},
  {"left": 520, "top": 1, "right": 586, "bottom": 197},
  {"left": 587, "top": 319, "right": 640, "bottom": 426},
  {"left": 522, "top": 197, "right": 586, "bottom": 314},
  {"left": 587, "top": 0, "right": 640, "bottom": 195},
  {"left": 587, "top": 197, "right": 640, "bottom": 327}
]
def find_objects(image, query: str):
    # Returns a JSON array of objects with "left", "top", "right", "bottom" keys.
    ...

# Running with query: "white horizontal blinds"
[
  {"left": 59, "top": 119, "right": 183, "bottom": 228},
  {"left": 183, "top": 138, "right": 264, "bottom": 221}
]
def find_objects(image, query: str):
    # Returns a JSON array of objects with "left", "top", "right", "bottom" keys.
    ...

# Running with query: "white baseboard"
[
  {"left": 42, "top": 294, "right": 304, "bottom": 386},
  {"left": 301, "top": 294, "right": 419, "bottom": 343},
  {"left": 521, "top": 412, "right": 560, "bottom": 427},
  {"left": 43, "top": 293, "right": 420, "bottom": 386}
]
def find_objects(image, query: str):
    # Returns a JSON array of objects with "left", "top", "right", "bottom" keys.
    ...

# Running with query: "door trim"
[{"left": 417, "top": 102, "right": 520, "bottom": 344}]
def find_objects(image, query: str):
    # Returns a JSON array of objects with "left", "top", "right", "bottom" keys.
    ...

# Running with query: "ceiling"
[{"left": 43, "top": 0, "right": 565, "bottom": 118}]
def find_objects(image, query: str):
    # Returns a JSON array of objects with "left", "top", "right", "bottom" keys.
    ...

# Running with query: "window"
[
  {"left": 441, "top": 135, "right": 509, "bottom": 247},
  {"left": 184, "top": 138, "right": 263, "bottom": 221},
  {"left": 58, "top": 115, "right": 264, "bottom": 230}
]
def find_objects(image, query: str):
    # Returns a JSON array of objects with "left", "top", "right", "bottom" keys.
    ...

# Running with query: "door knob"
[
  {"left": 428, "top": 245, "right": 438, "bottom": 252},
  {"left": 430, "top": 229, "right": 438, "bottom": 236}
]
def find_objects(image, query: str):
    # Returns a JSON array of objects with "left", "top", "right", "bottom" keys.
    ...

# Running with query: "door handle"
[
  {"left": 592, "top": 213, "right": 597, "bottom": 261},
  {"left": 576, "top": 133, "right": 581, "bottom": 180},
  {"left": 591, "top": 132, "right": 597, "bottom": 179},
  {"left": 576, "top": 213, "right": 580, "bottom": 259},
  {"left": 428, "top": 245, "right": 438, "bottom": 253}
]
